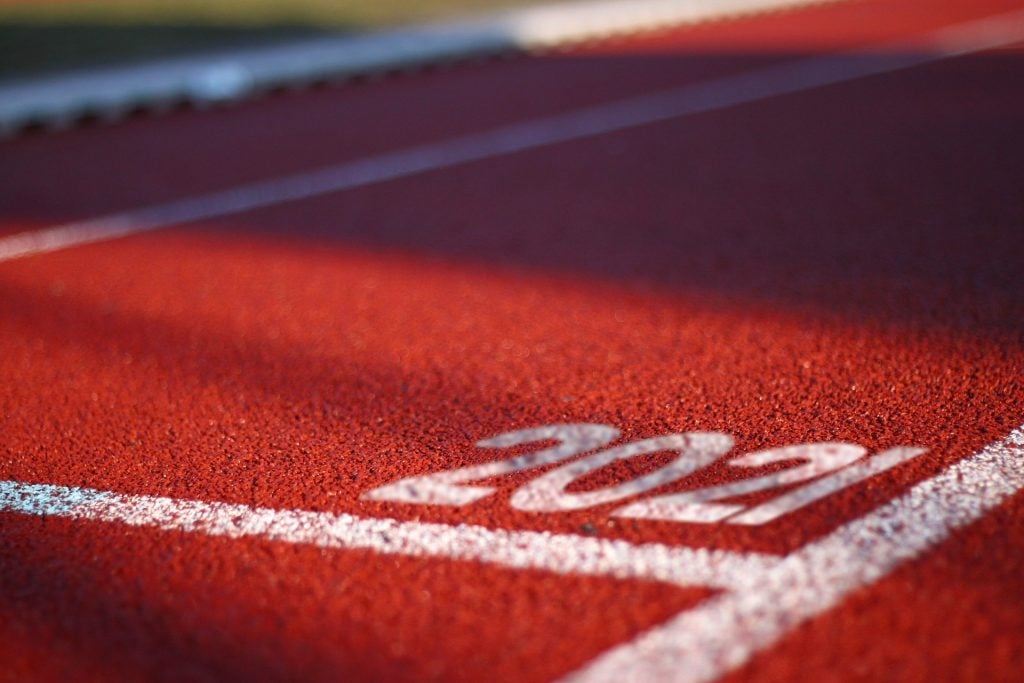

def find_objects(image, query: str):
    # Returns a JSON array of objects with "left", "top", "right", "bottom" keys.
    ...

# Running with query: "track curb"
[{"left": 0, "top": 0, "right": 835, "bottom": 136}]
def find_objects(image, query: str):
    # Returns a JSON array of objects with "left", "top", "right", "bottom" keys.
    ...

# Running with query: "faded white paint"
[
  {"left": 0, "top": 478, "right": 773, "bottom": 590},
  {"left": 510, "top": 432, "right": 733, "bottom": 511},
  {"left": 562, "top": 427, "right": 1024, "bottom": 682},
  {"left": 727, "top": 446, "right": 927, "bottom": 525},
  {"left": 614, "top": 443, "right": 867, "bottom": 523},
  {"left": 363, "top": 423, "right": 619, "bottom": 505},
  {"left": 1, "top": 425, "right": 1021, "bottom": 682},
  {"left": 367, "top": 427, "right": 927, "bottom": 523}
]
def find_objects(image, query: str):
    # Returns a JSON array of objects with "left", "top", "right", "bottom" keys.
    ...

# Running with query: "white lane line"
[
  {"left": 0, "top": 480, "right": 776, "bottom": 590},
  {"left": 562, "top": 424, "right": 1024, "bottom": 683},
  {"left": 2, "top": 425, "right": 1022, "bottom": 682},
  {"left": 2, "top": 8, "right": 1023, "bottom": 264}
]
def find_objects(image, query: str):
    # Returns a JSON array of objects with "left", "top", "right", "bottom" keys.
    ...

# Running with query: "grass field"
[{"left": 0, "top": 0, "right": 550, "bottom": 81}]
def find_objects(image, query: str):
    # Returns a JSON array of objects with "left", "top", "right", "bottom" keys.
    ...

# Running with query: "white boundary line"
[
  {"left": 2, "top": 423, "right": 1023, "bottom": 681},
  {"left": 0, "top": 479, "right": 776, "bottom": 590},
  {"left": 563, "top": 424, "right": 1024, "bottom": 682},
  {"left": 2, "top": 9, "right": 1023, "bottom": 265},
  {"left": 0, "top": 0, "right": 834, "bottom": 134}
]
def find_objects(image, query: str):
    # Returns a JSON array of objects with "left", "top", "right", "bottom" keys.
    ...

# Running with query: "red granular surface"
[
  {"left": 723, "top": 495, "right": 1024, "bottom": 682},
  {"left": 1, "top": 0, "right": 1023, "bottom": 680}
]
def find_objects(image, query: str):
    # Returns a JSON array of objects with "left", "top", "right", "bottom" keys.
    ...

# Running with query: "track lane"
[
  {"left": 2, "top": 0, "right": 1023, "bottom": 680},
  {"left": 2, "top": 0, "right": 1022, "bottom": 227}
]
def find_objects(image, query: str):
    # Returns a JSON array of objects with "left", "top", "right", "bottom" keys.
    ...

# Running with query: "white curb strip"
[
  {"left": 2, "top": 7, "right": 1023, "bottom": 264},
  {"left": 0, "top": 0, "right": 834, "bottom": 135}
]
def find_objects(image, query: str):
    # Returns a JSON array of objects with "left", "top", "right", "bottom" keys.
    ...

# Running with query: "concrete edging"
[{"left": 0, "top": 0, "right": 832, "bottom": 135}]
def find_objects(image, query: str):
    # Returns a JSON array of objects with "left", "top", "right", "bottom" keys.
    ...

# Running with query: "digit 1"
[{"left": 613, "top": 443, "right": 866, "bottom": 523}]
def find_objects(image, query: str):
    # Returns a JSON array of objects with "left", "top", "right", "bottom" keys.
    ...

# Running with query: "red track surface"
[{"left": 2, "top": 0, "right": 1023, "bottom": 680}]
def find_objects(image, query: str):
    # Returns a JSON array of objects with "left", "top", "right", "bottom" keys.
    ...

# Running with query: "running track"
[{"left": 1, "top": 0, "right": 1023, "bottom": 680}]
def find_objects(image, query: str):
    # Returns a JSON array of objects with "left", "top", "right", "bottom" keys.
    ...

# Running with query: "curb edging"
[{"left": 0, "top": 0, "right": 834, "bottom": 136}]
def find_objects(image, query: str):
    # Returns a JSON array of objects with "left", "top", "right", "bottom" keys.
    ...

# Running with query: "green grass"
[{"left": 0, "top": 0, "right": 552, "bottom": 81}]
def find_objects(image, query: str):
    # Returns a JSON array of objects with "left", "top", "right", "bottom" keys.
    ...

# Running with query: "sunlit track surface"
[{"left": 2, "top": 0, "right": 1024, "bottom": 681}]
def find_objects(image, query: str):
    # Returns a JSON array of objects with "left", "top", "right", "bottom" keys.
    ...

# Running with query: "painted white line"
[
  {"left": 2, "top": 425, "right": 1022, "bottom": 680},
  {"left": 562, "top": 424, "right": 1024, "bottom": 683},
  {"left": 2, "top": 8, "right": 1022, "bottom": 264},
  {"left": 0, "top": 479, "right": 776, "bottom": 590},
  {"left": 0, "top": 0, "right": 835, "bottom": 134}
]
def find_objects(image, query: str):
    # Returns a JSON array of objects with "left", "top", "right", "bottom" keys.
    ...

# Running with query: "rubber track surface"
[{"left": 1, "top": 0, "right": 1023, "bottom": 680}]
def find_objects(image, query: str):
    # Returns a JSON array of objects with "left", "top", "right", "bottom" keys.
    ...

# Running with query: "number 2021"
[{"left": 363, "top": 424, "right": 926, "bottom": 525}]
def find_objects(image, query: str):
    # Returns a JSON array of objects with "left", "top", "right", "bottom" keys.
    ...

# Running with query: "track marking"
[
  {"left": 366, "top": 424, "right": 928, "bottom": 523},
  {"left": 725, "top": 446, "right": 927, "bottom": 525},
  {"left": 612, "top": 445, "right": 924, "bottom": 524},
  {"left": 1, "top": 423, "right": 1022, "bottom": 680},
  {"left": 0, "top": 479, "right": 775, "bottom": 591},
  {"left": 562, "top": 424, "right": 1024, "bottom": 682},
  {"left": 2, "top": 9, "right": 1023, "bottom": 263},
  {"left": 364, "top": 423, "right": 624, "bottom": 506}
]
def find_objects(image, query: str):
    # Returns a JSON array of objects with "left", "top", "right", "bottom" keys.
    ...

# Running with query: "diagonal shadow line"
[
  {"left": 0, "top": 224, "right": 1021, "bottom": 680},
  {"left": 0, "top": 271, "right": 553, "bottom": 506},
  {"left": 5, "top": 50, "right": 1018, "bottom": 335},
  {"left": 0, "top": 270, "right": 664, "bottom": 681}
]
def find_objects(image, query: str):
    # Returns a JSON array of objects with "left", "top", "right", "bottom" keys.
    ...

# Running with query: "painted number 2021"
[{"left": 363, "top": 424, "right": 925, "bottom": 525}]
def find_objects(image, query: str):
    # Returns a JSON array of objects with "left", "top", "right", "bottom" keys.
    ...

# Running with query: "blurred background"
[{"left": 0, "top": 0, "right": 552, "bottom": 81}]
